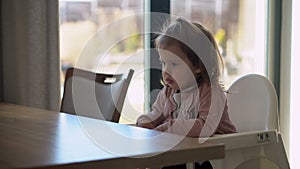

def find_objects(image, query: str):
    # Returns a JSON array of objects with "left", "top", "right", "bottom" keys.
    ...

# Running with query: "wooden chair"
[{"left": 60, "top": 67, "right": 134, "bottom": 123}]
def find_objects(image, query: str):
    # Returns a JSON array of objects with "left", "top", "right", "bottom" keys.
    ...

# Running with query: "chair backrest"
[
  {"left": 227, "top": 74, "right": 279, "bottom": 132},
  {"left": 60, "top": 67, "right": 134, "bottom": 123}
]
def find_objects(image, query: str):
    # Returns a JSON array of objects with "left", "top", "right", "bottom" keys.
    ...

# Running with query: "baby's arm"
[
  {"left": 136, "top": 109, "right": 165, "bottom": 129},
  {"left": 136, "top": 88, "right": 167, "bottom": 129},
  {"left": 136, "top": 118, "right": 156, "bottom": 129},
  {"left": 154, "top": 118, "right": 207, "bottom": 137}
]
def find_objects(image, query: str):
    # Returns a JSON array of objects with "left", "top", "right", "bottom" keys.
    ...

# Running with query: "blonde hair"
[{"left": 155, "top": 17, "right": 224, "bottom": 85}]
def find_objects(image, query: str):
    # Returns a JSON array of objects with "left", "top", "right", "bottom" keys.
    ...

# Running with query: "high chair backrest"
[
  {"left": 60, "top": 67, "right": 134, "bottom": 123},
  {"left": 227, "top": 74, "right": 279, "bottom": 132}
]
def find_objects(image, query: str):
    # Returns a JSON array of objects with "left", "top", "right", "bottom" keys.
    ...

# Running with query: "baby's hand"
[
  {"left": 137, "top": 122, "right": 155, "bottom": 129},
  {"left": 154, "top": 122, "right": 170, "bottom": 132}
]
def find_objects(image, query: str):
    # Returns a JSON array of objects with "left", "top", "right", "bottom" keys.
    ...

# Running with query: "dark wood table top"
[{"left": 0, "top": 102, "right": 224, "bottom": 169}]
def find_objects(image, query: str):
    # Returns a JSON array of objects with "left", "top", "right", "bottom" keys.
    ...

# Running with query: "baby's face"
[{"left": 158, "top": 45, "right": 200, "bottom": 91}]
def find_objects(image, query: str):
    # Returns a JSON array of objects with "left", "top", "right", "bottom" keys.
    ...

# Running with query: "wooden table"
[{"left": 0, "top": 102, "right": 224, "bottom": 169}]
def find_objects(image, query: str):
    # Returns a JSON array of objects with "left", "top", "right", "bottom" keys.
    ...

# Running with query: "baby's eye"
[{"left": 171, "top": 62, "right": 179, "bottom": 66}]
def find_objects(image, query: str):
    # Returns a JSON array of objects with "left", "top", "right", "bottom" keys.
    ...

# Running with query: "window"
[
  {"left": 290, "top": 0, "right": 300, "bottom": 167},
  {"left": 171, "top": 0, "right": 268, "bottom": 88},
  {"left": 59, "top": 0, "right": 144, "bottom": 123},
  {"left": 59, "top": 0, "right": 269, "bottom": 123}
]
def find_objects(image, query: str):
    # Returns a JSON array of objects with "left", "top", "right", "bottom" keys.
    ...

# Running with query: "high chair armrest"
[{"left": 207, "top": 130, "right": 278, "bottom": 150}]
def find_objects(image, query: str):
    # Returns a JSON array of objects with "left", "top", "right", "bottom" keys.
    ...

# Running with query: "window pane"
[
  {"left": 59, "top": 0, "right": 144, "bottom": 124},
  {"left": 171, "top": 0, "right": 267, "bottom": 87},
  {"left": 291, "top": 0, "right": 300, "bottom": 167}
]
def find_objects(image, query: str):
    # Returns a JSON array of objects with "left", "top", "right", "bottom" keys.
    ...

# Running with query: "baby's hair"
[{"left": 155, "top": 17, "right": 224, "bottom": 86}]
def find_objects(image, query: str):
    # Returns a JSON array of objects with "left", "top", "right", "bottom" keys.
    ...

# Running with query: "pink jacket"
[{"left": 136, "top": 82, "right": 237, "bottom": 138}]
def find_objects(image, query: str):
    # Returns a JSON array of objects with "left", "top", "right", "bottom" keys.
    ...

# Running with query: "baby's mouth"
[{"left": 165, "top": 78, "right": 174, "bottom": 84}]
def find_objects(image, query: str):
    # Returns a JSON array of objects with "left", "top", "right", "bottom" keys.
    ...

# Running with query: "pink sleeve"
[{"left": 136, "top": 88, "right": 168, "bottom": 127}]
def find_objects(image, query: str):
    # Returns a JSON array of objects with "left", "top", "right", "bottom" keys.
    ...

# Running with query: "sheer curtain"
[{"left": 0, "top": 0, "right": 60, "bottom": 111}]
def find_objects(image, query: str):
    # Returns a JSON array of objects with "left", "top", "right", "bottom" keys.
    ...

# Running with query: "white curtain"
[{"left": 1, "top": 0, "right": 60, "bottom": 111}]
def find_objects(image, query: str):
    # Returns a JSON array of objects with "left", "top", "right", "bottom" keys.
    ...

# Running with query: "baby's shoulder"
[{"left": 198, "top": 82, "right": 225, "bottom": 95}]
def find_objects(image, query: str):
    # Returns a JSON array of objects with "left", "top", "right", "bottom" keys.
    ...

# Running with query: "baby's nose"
[
  {"left": 163, "top": 64, "right": 172, "bottom": 73},
  {"left": 162, "top": 67, "right": 172, "bottom": 76},
  {"left": 163, "top": 71, "right": 172, "bottom": 78}
]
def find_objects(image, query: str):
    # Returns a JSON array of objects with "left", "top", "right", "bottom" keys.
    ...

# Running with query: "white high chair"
[{"left": 207, "top": 74, "right": 290, "bottom": 169}]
